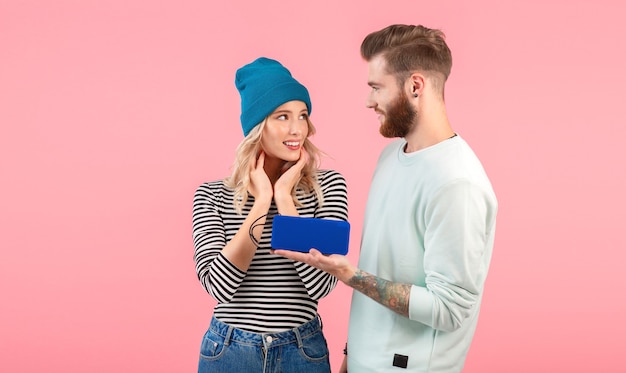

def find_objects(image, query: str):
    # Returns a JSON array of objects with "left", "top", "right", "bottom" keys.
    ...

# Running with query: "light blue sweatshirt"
[{"left": 347, "top": 136, "right": 497, "bottom": 373}]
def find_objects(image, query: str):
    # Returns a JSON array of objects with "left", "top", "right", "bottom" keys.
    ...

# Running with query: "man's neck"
[{"left": 403, "top": 110, "right": 454, "bottom": 153}]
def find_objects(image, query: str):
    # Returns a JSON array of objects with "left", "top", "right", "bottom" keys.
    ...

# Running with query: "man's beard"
[{"left": 379, "top": 92, "right": 417, "bottom": 138}]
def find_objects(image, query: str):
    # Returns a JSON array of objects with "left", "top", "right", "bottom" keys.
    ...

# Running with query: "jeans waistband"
[{"left": 209, "top": 316, "right": 322, "bottom": 347}]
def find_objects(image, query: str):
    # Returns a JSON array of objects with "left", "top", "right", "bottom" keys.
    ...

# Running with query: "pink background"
[{"left": 1, "top": 0, "right": 625, "bottom": 372}]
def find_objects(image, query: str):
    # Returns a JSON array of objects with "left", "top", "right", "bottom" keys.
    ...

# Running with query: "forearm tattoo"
[{"left": 347, "top": 269, "right": 411, "bottom": 317}]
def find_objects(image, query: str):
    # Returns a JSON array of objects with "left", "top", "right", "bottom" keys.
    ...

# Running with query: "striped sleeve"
[
  {"left": 293, "top": 169, "right": 349, "bottom": 300},
  {"left": 192, "top": 182, "right": 246, "bottom": 303}
]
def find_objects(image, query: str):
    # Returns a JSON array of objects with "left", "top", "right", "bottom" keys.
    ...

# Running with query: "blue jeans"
[{"left": 198, "top": 315, "right": 331, "bottom": 373}]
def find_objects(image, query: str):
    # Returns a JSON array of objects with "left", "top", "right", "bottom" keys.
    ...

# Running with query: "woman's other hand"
[
  {"left": 249, "top": 151, "right": 273, "bottom": 203},
  {"left": 273, "top": 148, "right": 309, "bottom": 211}
]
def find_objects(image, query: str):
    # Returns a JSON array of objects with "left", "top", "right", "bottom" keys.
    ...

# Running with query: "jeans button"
[{"left": 265, "top": 336, "right": 273, "bottom": 343}]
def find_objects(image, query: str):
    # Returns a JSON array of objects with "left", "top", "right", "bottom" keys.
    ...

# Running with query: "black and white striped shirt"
[{"left": 192, "top": 169, "right": 348, "bottom": 332}]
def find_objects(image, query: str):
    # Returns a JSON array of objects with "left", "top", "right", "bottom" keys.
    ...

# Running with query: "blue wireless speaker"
[{"left": 271, "top": 215, "right": 350, "bottom": 255}]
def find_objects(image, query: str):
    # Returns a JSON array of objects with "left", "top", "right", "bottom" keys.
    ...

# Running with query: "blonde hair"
[{"left": 224, "top": 117, "right": 325, "bottom": 214}]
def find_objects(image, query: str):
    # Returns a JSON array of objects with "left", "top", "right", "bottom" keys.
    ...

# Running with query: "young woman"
[{"left": 192, "top": 57, "right": 348, "bottom": 372}]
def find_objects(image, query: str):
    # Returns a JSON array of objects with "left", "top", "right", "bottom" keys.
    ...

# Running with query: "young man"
[{"left": 274, "top": 24, "right": 498, "bottom": 372}]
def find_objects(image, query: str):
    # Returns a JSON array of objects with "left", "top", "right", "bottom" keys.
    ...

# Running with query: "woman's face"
[{"left": 260, "top": 100, "right": 309, "bottom": 163}]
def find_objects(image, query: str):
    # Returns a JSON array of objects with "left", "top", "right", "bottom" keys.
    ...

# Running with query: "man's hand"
[
  {"left": 339, "top": 354, "right": 348, "bottom": 373},
  {"left": 271, "top": 248, "right": 356, "bottom": 284}
]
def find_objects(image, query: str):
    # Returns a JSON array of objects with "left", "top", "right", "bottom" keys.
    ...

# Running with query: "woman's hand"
[
  {"left": 273, "top": 148, "right": 309, "bottom": 207},
  {"left": 249, "top": 151, "right": 273, "bottom": 203}
]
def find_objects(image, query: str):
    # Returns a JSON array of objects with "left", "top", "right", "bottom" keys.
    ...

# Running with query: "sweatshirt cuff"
[{"left": 409, "top": 285, "right": 434, "bottom": 325}]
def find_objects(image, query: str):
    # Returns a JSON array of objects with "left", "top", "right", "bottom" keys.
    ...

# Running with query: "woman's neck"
[{"left": 263, "top": 157, "right": 286, "bottom": 185}]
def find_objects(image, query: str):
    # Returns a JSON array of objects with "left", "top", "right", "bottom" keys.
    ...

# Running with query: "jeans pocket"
[
  {"left": 298, "top": 330, "right": 329, "bottom": 362},
  {"left": 199, "top": 330, "right": 226, "bottom": 360}
]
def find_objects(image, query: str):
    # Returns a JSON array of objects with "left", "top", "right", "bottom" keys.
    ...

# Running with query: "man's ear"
[{"left": 409, "top": 73, "right": 425, "bottom": 98}]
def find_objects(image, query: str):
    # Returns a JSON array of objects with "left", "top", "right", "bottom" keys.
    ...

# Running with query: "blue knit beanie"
[{"left": 235, "top": 57, "right": 312, "bottom": 137}]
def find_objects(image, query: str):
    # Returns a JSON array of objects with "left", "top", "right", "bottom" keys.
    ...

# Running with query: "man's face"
[{"left": 366, "top": 55, "right": 416, "bottom": 138}]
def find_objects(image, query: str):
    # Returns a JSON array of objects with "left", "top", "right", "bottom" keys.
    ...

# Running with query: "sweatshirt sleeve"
[
  {"left": 408, "top": 179, "right": 497, "bottom": 332},
  {"left": 292, "top": 170, "right": 349, "bottom": 300},
  {"left": 192, "top": 183, "right": 246, "bottom": 303}
]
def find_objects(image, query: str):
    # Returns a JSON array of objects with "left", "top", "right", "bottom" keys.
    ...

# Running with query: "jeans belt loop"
[
  {"left": 293, "top": 323, "right": 304, "bottom": 349},
  {"left": 223, "top": 324, "right": 234, "bottom": 346}
]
